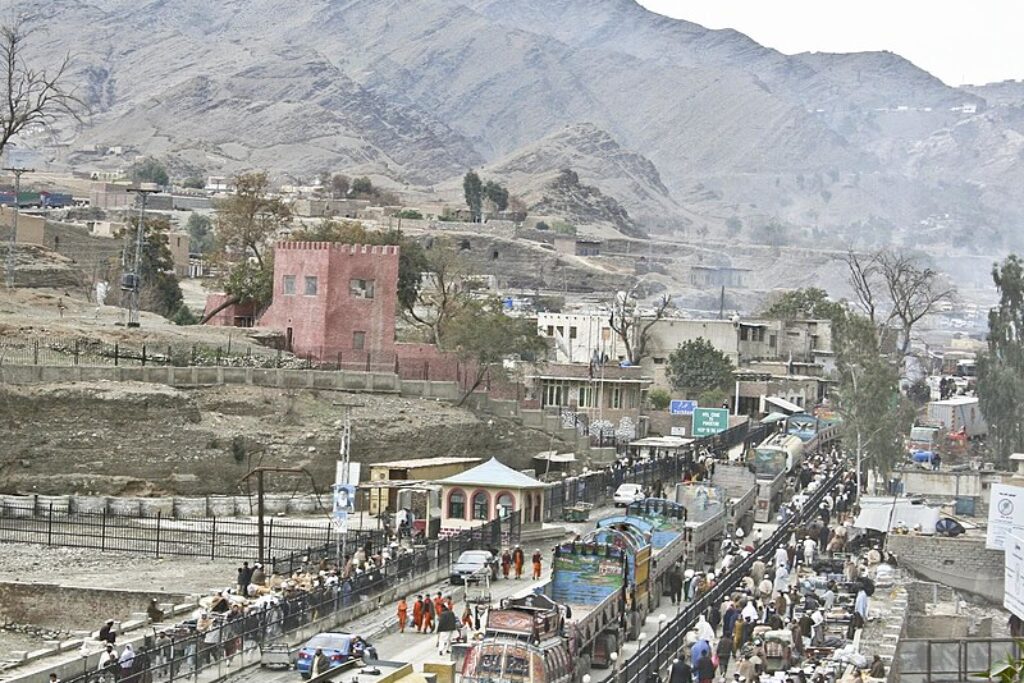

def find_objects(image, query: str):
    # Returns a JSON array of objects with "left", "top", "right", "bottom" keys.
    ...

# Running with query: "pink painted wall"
[
  {"left": 258, "top": 242, "right": 399, "bottom": 360},
  {"left": 203, "top": 293, "right": 255, "bottom": 327}
]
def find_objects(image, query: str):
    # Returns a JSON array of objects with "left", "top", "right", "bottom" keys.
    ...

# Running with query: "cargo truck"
[
  {"left": 460, "top": 533, "right": 642, "bottom": 683},
  {"left": 927, "top": 396, "right": 987, "bottom": 438},
  {"left": 710, "top": 462, "right": 758, "bottom": 536},
  {"left": 674, "top": 481, "right": 729, "bottom": 567},
  {"left": 749, "top": 433, "right": 804, "bottom": 522}
]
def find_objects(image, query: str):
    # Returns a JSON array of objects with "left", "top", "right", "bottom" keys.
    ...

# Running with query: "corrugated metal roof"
[{"left": 370, "top": 457, "right": 481, "bottom": 469}]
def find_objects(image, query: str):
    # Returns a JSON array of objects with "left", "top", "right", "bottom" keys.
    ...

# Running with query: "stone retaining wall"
[
  {"left": 0, "top": 581, "right": 188, "bottom": 632},
  {"left": 887, "top": 534, "right": 1004, "bottom": 603},
  {"left": 0, "top": 493, "right": 322, "bottom": 519}
]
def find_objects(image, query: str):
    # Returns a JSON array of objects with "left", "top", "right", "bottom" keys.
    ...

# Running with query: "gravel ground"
[
  {"left": 0, "top": 631, "right": 47, "bottom": 656},
  {"left": 0, "top": 544, "right": 240, "bottom": 596}
]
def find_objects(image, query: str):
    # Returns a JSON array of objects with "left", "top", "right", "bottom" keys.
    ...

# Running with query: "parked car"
[
  {"left": 613, "top": 483, "right": 646, "bottom": 507},
  {"left": 295, "top": 632, "right": 375, "bottom": 678},
  {"left": 449, "top": 549, "right": 495, "bottom": 585}
]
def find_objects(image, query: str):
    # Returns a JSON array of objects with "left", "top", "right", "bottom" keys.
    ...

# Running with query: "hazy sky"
[{"left": 637, "top": 1, "right": 1020, "bottom": 86}]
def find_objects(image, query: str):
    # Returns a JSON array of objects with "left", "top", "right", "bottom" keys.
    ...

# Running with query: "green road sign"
[{"left": 692, "top": 407, "right": 729, "bottom": 437}]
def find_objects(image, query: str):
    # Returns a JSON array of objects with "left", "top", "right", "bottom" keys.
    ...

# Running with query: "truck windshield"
[{"left": 752, "top": 448, "right": 787, "bottom": 478}]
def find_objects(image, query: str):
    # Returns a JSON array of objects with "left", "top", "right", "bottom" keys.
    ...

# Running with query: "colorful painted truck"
[{"left": 461, "top": 529, "right": 648, "bottom": 683}]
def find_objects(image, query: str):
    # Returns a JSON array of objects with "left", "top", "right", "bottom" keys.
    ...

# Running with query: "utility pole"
[
  {"left": 121, "top": 186, "right": 159, "bottom": 327},
  {"left": 3, "top": 167, "right": 34, "bottom": 289},
  {"left": 239, "top": 466, "right": 315, "bottom": 565}
]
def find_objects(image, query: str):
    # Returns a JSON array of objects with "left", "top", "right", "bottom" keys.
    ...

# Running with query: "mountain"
[{"left": 14, "top": 0, "right": 1024, "bottom": 253}]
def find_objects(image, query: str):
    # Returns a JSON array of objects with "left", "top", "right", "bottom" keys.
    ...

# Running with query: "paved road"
[{"left": 225, "top": 509, "right": 614, "bottom": 683}]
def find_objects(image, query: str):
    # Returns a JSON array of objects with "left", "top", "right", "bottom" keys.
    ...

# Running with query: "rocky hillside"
[{"left": 15, "top": 0, "right": 1024, "bottom": 252}]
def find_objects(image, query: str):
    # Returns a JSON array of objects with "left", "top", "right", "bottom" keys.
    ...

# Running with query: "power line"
[{"left": 121, "top": 187, "right": 159, "bottom": 327}]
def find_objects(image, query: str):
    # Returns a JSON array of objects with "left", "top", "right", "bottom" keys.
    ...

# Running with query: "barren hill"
[{"left": 13, "top": 0, "right": 1024, "bottom": 252}]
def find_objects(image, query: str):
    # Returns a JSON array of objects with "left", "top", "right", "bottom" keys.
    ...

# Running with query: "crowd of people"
[
  {"left": 666, "top": 455, "right": 891, "bottom": 683},
  {"left": 84, "top": 539, "right": 419, "bottom": 683}
]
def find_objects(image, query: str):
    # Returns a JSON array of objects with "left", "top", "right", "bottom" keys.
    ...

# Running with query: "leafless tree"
[
  {"left": 0, "top": 20, "right": 82, "bottom": 161},
  {"left": 402, "top": 249, "right": 468, "bottom": 349},
  {"left": 838, "top": 248, "right": 954, "bottom": 358},
  {"left": 608, "top": 285, "right": 672, "bottom": 365}
]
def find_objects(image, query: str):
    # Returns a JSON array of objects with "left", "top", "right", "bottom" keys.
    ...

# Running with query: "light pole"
[
  {"left": 122, "top": 186, "right": 159, "bottom": 327},
  {"left": 3, "top": 166, "right": 33, "bottom": 289}
]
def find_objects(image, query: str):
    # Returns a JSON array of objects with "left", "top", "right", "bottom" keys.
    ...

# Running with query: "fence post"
[
  {"left": 47, "top": 503, "right": 53, "bottom": 546},
  {"left": 268, "top": 518, "right": 274, "bottom": 560},
  {"left": 73, "top": 339, "right": 79, "bottom": 366},
  {"left": 142, "top": 344, "right": 147, "bottom": 367},
  {"left": 101, "top": 510, "right": 107, "bottom": 550},
  {"left": 33, "top": 340, "right": 39, "bottom": 365},
  {"left": 114, "top": 343, "right": 119, "bottom": 367},
  {"left": 211, "top": 517, "right": 217, "bottom": 560},
  {"left": 155, "top": 510, "right": 161, "bottom": 557}
]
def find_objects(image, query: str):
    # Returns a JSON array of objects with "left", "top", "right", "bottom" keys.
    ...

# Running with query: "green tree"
[
  {"left": 463, "top": 170, "right": 483, "bottom": 222},
  {"left": 181, "top": 176, "right": 205, "bottom": 189},
  {"left": 761, "top": 287, "right": 847, "bottom": 323},
  {"left": 351, "top": 176, "right": 374, "bottom": 196},
  {"left": 977, "top": 255, "right": 1024, "bottom": 462},
  {"left": 185, "top": 212, "right": 215, "bottom": 254},
  {"left": 833, "top": 313, "right": 915, "bottom": 481},
  {"left": 647, "top": 388, "right": 671, "bottom": 410},
  {"left": 483, "top": 180, "right": 509, "bottom": 212},
  {"left": 666, "top": 338, "right": 735, "bottom": 397},
  {"left": 129, "top": 157, "right": 170, "bottom": 186},
  {"left": 200, "top": 172, "right": 290, "bottom": 323},
  {"left": 117, "top": 215, "right": 183, "bottom": 318},
  {"left": 394, "top": 209, "right": 423, "bottom": 220},
  {"left": 330, "top": 174, "right": 350, "bottom": 198},
  {"left": 445, "top": 297, "right": 546, "bottom": 404}
]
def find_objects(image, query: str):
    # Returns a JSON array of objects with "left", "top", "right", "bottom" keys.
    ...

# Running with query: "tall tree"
[
  {"left": 977, "top": 255, "right": 1024, "bottom": 462},
  {"left": 445, "top": 297, "right": 546, "bottom": 405},
  {"left": 110, "top": 215, "right": 183, "bottom": 318},
  {"left": 463, "top": 171, "right": 483, "bottom": 222},
  {"left": 666, "top": 338, "right": 735, "bottom": 404},
  {"left": 483, "top": 180, "right": 509, "bottom": 213},
  {"left": 403, "top": 247, "right": 468, "bottom": 347},
  {"left": 200, "top": 172, "right": 290, "bottom": 323},
  {"left": 185, "top": 212, "right": 214, "bottom": 254},
  {"left": 839, "top": 248, "right": 954, "bottom": 358},
  {"left": 0, "top": 20, "right": 81, "bottom": 162},
  {"left": 608, "top": 286, "right": 672, "bottom": 365},
  {"left": 760, "top": 287, "right": 847, "bottom": 323},
  {"left": 129, "top": 157, "right": 169, "bottom": 186}
]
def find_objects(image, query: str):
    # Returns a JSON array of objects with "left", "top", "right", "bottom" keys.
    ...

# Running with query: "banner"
[{"left": 988, "top": 484, "right": 1024, "bottom": 550}]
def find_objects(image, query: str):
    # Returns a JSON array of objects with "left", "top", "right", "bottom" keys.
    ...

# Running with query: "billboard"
[
  {"left": 988, "top": 484, "right": 1024, "bottom": 550},
  {"left": 692, "top": 407, "right": 729, "bottom": 437}
]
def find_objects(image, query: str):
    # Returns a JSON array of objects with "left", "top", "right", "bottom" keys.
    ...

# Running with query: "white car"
[{"left": 613, "top": 483, "right": 645, "bottom": 507}]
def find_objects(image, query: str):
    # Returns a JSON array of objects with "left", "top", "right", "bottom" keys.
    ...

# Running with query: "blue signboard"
[{"left": 669, "top": 399, "right": 697, "bottom": 415}]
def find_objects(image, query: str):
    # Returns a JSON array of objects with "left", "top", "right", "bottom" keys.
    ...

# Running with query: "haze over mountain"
[{"left": 17, "top": 0, "right": 1024, "bottom": 253}]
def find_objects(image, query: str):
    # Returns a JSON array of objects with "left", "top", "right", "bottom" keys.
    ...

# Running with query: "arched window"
[
  {"left": 472, "top": 491, "right": 489, "bottom": 520},
  {"left": 496, "top": 492, "right": 515, "bottom": 519},
  {"left": 448, "top": 489, "right": 466, "bottom": 519}
]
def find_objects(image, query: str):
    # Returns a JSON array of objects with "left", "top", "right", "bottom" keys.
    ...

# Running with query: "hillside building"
[{"left": 257, "top": 241, "right": 400, "bottom": 360}]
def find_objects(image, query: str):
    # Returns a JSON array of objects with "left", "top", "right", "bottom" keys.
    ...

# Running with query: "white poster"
[
  {"left": 987, "top": 484, "right": 1024, "bottom": 550},
  {"left": 1006, "top": 534, "right": 1024, "bottom": 620}
]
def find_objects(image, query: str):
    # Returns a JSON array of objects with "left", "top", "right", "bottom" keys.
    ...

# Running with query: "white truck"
[{"left": 927, "top": 396, "right": 987, "bottom": 438}]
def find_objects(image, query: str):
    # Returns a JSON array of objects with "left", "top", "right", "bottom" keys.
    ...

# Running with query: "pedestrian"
[
  {"left": 869, "top": 654, "right": 886, "bottom": 678},
  {"left": 98, "top": 619, "right": 116, "bottom": 645},
  {"left": 413, "top": 595, "right": 424, "bottom": 633},
  {"left": 532, "top": 549, "right": 543, "bottom": 579},
  {"left": 147, "top": 599, "right": 164, "bottom": 623},
  {"left": 462, "top": 604, "right": 474, "bottom": 629},
  {"left": 397, "top": 597, "right": 408, "bottom": 634},
  {"left": 695, "top": 651, "right": 715, "bottom": 683},
  {"left": 433, "top": 592, "right": 444, "bottom": 623},
  {"left": 49, "top": 674, "right": 60, "bottom": 683},
  {"left": 422, "top": 594, "right": 435, "bottom": 633},
  {"left": 237, "top": 562, "right": 253, "bottom": 593},
  {"left": 436, "top": 604, "right": 458, "bottom": 654},
  {"left": 501, "top": 549, "right": 511, "bottom": 579},
  {"left": 717, "top": 633, "right": 734, "bottom": 673},
  {"left": 668, "top": 566, "right": 683, "bottom": 605},
  {"left": 512, "top": 545, "right": 524, "bottom": 579},
  {"left": 251, "top": 563, "right": 266, "bottom": 586},
  {"left": 311, "top": 648, "right": 331, "bottom": 677},
  {"left": 119, "top": 644, "right": 136, "bottom": 683},
  {"left": 97, "top": 645, "right": 118, "bottom": 683},
  {"left": 669, "top": 657, "right": 692, "bottom": 683}
]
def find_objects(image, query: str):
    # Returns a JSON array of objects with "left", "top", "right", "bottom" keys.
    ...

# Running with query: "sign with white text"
[{"left": 988, "top": 484, "right": 1024, "bottom": 550}]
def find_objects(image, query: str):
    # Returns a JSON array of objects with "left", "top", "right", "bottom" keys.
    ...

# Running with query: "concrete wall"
[
  {"left": 887, "top": 534, "right": 1004, "bottom": 603},
  {"left": 0, "top": 364, "right": 401, "bottom": 394},
  {"left": 901, "top": 470, "right": 1005, "bottom": 499},
  {"left": 0, "top": 582, "right": 187, "bottom": 631},
  {"left": 0, "top": 493, "right": 319, "bottom": 518}
]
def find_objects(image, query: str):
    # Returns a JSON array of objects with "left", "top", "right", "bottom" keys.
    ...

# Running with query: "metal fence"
[
  {"left": 60, "top": 514, "right": 518, "bottom": 683},
  {"left": 618, "top": 466, "right": 845, "bottom": 683},
  {"left": 0, "top": 500, "right": 384, "bottom": 561},
  {"left": 541, "top": 420, "right": 764, "bottom": 522},
  {"left": 896, "top": 638, "right": 1020, "bottom": 682}
]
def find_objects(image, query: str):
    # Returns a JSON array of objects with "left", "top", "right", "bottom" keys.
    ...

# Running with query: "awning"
[{"left": 765, "top": 395, "right": 804, "bottom": 415}]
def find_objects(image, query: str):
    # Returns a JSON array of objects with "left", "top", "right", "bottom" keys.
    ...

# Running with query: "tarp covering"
[{"left": 854, "top": 497, "right": 941, "bottom": 533}]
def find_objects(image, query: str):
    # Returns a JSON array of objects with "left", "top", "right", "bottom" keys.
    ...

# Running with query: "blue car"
[{"left": 295, "top": 633, "right": 374, "bottom": 678}]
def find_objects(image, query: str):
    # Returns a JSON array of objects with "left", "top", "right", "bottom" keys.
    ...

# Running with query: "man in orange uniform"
[
  {"left": 422, "top": 596, "right": 435, "bottom": 633},
  {"left": 512, "top": 545, "right": 524, "bottom": 579},
  {"left": 501, "top": 549, "right": 512, "bottom": 579},
  {"left": 412, "top": 595, "right": 424, "bottom": 633},
  {"left": 532, "top": 549, "right": 543, "bottom": 579},
  {"left": 397, "top": 597, "right": 408, "bottom": 634}
]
